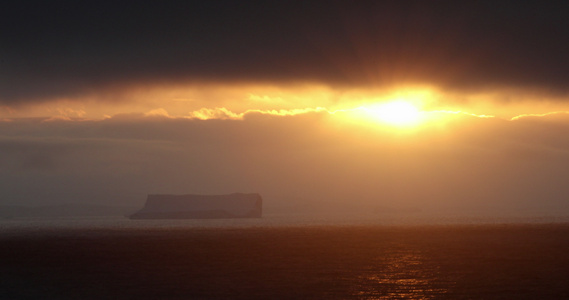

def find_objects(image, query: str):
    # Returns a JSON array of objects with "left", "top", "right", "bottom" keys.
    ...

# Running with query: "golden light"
[{"left": 364, "top": 100, "right": 421, "bottom": 126}]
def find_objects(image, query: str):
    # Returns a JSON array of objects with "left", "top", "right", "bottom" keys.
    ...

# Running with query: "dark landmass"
[
  {"left": 1, "top": 224, "right": 569, "bottom": 299},
  {"left": 0, "top": 204, "right": 136, "bottom": 219}
]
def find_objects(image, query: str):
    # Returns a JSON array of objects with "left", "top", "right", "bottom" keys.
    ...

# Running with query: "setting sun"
[{"left": 365, "top": 101, "right": 421, "bottom": 126}]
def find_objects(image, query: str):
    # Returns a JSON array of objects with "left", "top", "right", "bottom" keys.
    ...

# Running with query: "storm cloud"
[{"left": 1, "top": 1, "right": 568, "bottom": 104}]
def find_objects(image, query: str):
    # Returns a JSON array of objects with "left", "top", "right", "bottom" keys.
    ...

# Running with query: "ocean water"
[
  {"left": 2, "top": 213, "right": 569, "bottom": 299},
  {"left": 2, "top": 211, "right": 569, "bottom": 233}
]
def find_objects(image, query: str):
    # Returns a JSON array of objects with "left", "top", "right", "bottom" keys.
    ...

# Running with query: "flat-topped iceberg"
[{"left": 129, "top": 193, "right": 262, "bottom": 219}]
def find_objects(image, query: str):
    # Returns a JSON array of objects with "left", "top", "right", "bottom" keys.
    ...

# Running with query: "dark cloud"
[{"left": 1, "top": 1, "right": 568, "bottom": 104}]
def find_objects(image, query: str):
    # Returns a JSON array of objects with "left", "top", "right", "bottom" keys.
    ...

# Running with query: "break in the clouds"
[{"left": 1, "top": 1, "right": 568, "bottom": 105}]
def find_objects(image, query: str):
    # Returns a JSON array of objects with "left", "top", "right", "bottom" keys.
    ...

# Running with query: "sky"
[{"left": 1, "top": 1, "right": 569, "bottom": 214}]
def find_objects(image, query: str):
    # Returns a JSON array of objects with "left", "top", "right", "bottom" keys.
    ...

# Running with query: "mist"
[{"left": 1, "top": 111, "right": 568, "bottom": 217}]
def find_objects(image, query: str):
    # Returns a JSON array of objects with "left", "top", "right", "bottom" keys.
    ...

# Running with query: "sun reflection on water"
[{"left": 353, "top": 251, "right": 450, "bottom": 299}]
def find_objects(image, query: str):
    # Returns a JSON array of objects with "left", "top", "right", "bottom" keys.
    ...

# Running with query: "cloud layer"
[{"left": 1, "top": 1, "right": 568, "bottom": 105}]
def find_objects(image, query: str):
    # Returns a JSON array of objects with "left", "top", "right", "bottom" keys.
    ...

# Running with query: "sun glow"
[{"left": 365, "top": 101, "right": 421, "bottom": 126}]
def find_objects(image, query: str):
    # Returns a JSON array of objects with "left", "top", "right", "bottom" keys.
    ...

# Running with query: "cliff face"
[{"left": 130, "top": 193, "right": 262, "bottom": 219}]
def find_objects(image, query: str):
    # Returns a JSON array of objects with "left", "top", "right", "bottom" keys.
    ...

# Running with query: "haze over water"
[{"left": 2, "top": 210, "right": 569, "bottom": 233}]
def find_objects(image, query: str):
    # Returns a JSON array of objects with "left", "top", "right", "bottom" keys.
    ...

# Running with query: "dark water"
[{"left": 2, "top": 223, "right": 569, "bottom": 299}]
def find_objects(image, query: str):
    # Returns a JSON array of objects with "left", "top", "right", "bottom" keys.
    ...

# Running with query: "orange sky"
[
  {"left": 2, "top": 2, "right": 569, "bottom": 215},
  {"left": 3, "top": 82, "right": 569, "bottom": 123}
]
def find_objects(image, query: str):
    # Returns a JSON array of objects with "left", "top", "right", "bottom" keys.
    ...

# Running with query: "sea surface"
[{"left": 2, "top": 212, "right": 569, "bottom": 299}]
